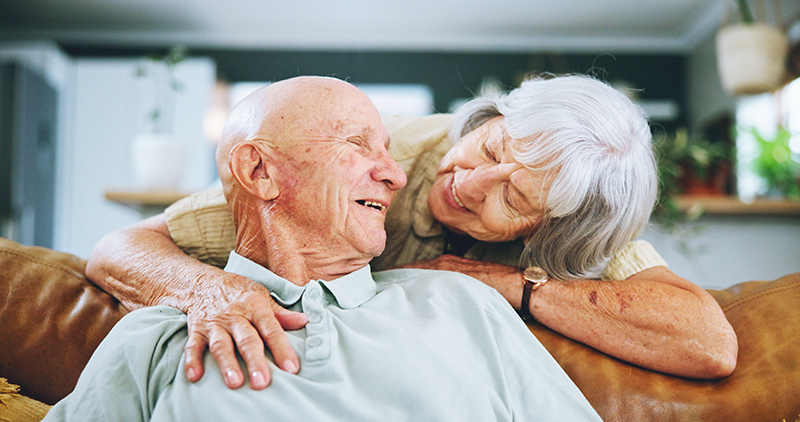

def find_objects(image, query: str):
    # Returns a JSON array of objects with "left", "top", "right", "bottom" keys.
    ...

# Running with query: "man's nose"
[{"left": 372, "top": 151, "right": 407, "bottom": 191}]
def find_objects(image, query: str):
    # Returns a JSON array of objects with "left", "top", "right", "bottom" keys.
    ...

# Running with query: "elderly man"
[{"left": 44, "top": 76, "right": 601, "bottom": 421}]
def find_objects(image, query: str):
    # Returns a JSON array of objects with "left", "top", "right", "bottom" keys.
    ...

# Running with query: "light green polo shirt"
[{"left": 44, "top": 252, "right": 600, "bottom": 421}]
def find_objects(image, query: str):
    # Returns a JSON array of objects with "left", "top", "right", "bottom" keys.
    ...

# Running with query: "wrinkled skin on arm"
[
  {"left": 86, "top": 214, "right": 308, "bottom": 390},
  {"left": 396, "top": 254, "right": 738, "bottom": 380}
]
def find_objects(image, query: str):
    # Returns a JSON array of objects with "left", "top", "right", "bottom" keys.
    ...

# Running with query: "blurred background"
[{"left": 1, "top": 0, "right": 799, "bottom": 288}]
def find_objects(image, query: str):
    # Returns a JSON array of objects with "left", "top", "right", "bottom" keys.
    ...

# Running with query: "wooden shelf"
[
  {"left": 105, "top": 190, "right": 190, "bottom": 207},
  {"left": 675, "top": 195, "right": 800, "bottom": 215},
  {"left": 104, "top": 189, "right": 192, "bottom": 218}
]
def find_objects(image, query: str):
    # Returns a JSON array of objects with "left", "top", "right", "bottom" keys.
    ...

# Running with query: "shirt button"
[
  {"left": 307, "top": 337, "right": 323, "bottom": 348},
  {"left": 308, "top": 289, "right": 321, "bottom": 301},
  {"left": 308, "top": 314, "right": 322, "bottom": 324}
]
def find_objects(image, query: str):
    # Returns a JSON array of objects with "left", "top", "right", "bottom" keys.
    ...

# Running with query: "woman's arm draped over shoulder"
[
  {"left": 86, "top": 214, "right": 307, "bottom": 390},
  {"left": 397, "top": 255, "right": 738, "bottom": 380}
]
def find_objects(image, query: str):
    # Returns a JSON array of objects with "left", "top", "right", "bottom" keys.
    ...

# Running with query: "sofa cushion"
[
  {"left": 528, "top": 272, "right": 800, "bottom": 422},
  {"left": 0, "top": 238, "right": 128, "bottom": 405}
]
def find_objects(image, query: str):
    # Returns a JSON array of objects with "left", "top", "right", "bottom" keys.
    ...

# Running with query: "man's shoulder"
[
  {"left": 373, "top": 268, "right": 500, "bottom": 304},
  {"left": 112, "top": 306, "right": 189, "bottom": 344},
  {"left": 374, "top": 267, "right": 482, "bottom": 284}
]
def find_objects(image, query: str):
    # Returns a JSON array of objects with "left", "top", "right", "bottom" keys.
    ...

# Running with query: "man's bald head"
[{"left": 216, "top": 76, "right": 375, "bottom": 193}]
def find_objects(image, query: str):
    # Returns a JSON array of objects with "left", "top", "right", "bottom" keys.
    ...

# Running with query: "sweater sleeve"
[
  {"left": 164, "top": 186, "right": 236, "bottom": 269},
  {"left": 601, "top": 240, "right": 669, "bottom": 281}
]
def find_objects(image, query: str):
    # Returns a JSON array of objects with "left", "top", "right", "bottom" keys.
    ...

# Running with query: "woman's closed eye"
[
  {"left": 482, "top": 142, "right": 499, "bottom": 163},
  {"left": 502, "top": 183, "right": 520, "bottom": 217}
]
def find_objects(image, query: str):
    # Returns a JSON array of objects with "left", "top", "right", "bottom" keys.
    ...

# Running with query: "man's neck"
[{"left": 235, "top": 214, "right": 372, "bottom": 286}]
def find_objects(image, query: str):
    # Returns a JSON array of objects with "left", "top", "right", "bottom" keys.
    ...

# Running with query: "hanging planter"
[
  {"left": 717, "top": 24, "right": 788, "bottom": 95},
  {"left": 715, "top": 0, "right": 789, "bottom": 96}
]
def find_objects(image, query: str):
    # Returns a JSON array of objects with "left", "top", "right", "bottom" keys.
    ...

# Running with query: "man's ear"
[{"left": 228, "top": 141, "right": 280, "bottom": 201}]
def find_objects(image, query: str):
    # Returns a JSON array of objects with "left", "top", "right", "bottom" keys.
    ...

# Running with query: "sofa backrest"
[{"left": 0, "top": 237, "right": 128, "bottom": 405}]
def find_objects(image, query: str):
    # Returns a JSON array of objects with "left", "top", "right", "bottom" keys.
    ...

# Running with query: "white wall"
[
  {"left": 63, "top": 57, "right": 217, "bottom": 257},
  {"left": 640, "top": 216, "right": 800, "bottom": 290}
]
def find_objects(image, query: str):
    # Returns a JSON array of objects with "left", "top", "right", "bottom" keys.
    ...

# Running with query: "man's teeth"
[
  {"left": 451, "top": 180, "right": 465, "bottom": 208},
  {"left": 357, "top": 200, "right": 385, "bottom": 211}
]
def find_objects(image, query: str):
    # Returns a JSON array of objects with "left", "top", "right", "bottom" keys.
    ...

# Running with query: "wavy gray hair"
[{"left": 449, "top": 74, "right": 657, "bottom": 279}]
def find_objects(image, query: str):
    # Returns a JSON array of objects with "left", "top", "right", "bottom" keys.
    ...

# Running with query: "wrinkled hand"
[
  {"left": 395, "top": 255, "right": 526, "bottom": 309},
  {"left": 183, "top": 272, "right": 308, "bottom": 390}
]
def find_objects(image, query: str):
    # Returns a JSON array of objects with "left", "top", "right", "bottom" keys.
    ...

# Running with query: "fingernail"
[
  {"left": 187, "top": 368, "right": 196, "bottom": 381},
  {"left": 225, "top": 370, "right": 241, "bottom": 386},
  {"left": 283, "top": 359, "right": 299, "bottom": 374},
  {"left": 250, "top": 371, "right": 266, "bottom": 388}
]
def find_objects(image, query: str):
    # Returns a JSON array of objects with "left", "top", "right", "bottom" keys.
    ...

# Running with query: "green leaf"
[
  {"left": 750, "top": 126, "right": 800, "bottom": 198},
  {"left": 736, "top": 0, "right": 754, "bottom": 23}
]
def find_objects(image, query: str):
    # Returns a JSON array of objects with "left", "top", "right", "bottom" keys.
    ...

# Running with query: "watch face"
[{"left": 523, "top": 266, "right": 548, "bottom": 283}]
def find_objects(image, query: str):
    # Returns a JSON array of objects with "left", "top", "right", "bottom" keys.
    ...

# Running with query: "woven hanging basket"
[{"left": 716, "top": 23, "right": 788, "bottom": 95}]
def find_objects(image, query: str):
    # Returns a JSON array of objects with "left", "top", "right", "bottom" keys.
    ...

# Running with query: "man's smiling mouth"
[{"left": 356, "top": 200, "right": 386, "bottom": 212}]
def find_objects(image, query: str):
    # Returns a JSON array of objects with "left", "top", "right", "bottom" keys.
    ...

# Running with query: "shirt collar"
[{"left": 224, "top": 251, "right": 376, "bottom": 309}]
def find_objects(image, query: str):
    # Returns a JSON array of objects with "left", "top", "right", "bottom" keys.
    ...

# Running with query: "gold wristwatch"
[{"left": 518, "top": 266, "right": 548, "bottom": 320}]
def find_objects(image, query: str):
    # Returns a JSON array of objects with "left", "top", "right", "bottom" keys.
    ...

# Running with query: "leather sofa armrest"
[
  {"left": 528, "top": 272, "right": 800, "bottom": 422},
  {"left": 0, "top": 238, "right": 129, "bottom": 405}
]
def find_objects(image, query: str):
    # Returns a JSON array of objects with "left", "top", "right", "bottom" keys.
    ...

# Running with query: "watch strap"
[
  {"left": 519, "top": 278, "right": 534, "bottom": 320},
  {"left": 518, "top": 266, "right": 548, "bottom": 321}
]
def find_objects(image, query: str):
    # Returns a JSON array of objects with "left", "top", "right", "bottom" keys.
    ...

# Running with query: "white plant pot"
[
  {"left": 130, "top": 133, "right": 187, "bottom": 190},
  {"left": 716, "top": 23, "right": 789, "bottom": 96}
]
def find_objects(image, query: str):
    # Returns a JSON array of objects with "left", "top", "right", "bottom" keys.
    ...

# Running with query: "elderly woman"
[{"left": 87, "top": 74, "right": 737, "bottom": 392}]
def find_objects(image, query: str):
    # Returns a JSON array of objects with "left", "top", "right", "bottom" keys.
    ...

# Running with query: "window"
[{"left": 735, "top": 77, "right": 800, "bottom": 201}]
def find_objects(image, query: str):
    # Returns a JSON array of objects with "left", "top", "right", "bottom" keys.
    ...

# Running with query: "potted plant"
[
  {"left": 716, "top": 0, "right": 789, "bottom": 95},
  {"left": 652, "top": 128, "right": 733, "bottom": 233},
  {"left": 130, "top": 46, "right": 189, "bottom": 191},
  {"left": 750, "top": 126, "right": 800, "bottom": 198}
]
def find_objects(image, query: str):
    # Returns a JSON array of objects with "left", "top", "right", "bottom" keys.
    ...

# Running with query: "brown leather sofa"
[{"left": 1, "top": 236, "right": 799, "bottom": 421}]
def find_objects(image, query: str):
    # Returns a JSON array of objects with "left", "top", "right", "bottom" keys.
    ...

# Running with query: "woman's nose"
[
  {"left": 458, "top": 164, "right": 508, "bottom": 204},
  {"left": 456, "top": 167, "right": 497, "bottom": 204}
]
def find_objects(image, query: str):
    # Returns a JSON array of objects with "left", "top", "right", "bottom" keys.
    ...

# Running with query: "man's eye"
[{"left": 346, "top": 138, "right": 367, "bottom": 150}]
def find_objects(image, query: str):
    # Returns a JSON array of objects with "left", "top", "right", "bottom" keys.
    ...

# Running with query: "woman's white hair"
[{"left": 449, "top": 74, "right": 657, "bottom": 279}]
